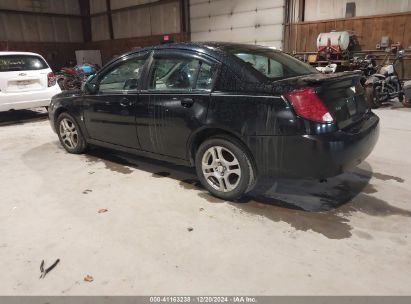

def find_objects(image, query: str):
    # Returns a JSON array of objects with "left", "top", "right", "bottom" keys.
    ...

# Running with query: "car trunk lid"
[
  {"left": 0, "top": 54, "right": 50, "bottom": 94},
  {"left": 1, "top": 70, "right": 49, "bottom": 93},
  {"left": 297, "top": 72, "right": 368, "bottom": 129}
]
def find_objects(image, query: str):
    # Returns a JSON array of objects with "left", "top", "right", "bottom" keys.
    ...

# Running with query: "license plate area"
[
  {"left": 16, "top": 80, "right": 33, "bottom": 88},
  {"left": 346, "top": 97, "right": 357, "bottom": 116},
  {"left": 7, "top": 79, "right": 42, "bottom": 92}
]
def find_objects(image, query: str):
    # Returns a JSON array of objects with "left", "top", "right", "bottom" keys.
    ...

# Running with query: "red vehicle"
[{"left": 57, "top": 64, "right": 98, "bottom": 90}]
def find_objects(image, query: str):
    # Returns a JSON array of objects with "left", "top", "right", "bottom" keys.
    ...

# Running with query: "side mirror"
[{"left": 83, "top": 82, "right": 98, "bottom": 94}]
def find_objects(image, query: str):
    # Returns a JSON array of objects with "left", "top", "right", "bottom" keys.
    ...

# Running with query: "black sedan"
[{"left": 49, "top": 42, "right": 379, "bottom": 200}]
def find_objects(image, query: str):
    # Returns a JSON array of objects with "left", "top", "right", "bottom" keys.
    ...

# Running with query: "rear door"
[
  {"left": 136, "top": 50, "right": 219, "bottom": 159},
  {"left": 83, "top": 53, "right": 149, "bottom": 149},
  {"left": 0, "top": 54, "right": 50, "bottom": 94}
]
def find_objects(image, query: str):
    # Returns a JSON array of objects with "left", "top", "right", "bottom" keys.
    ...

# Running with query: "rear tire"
[
  {"left": 365, "top": 85, "right": 381, "bottom": 109},
  {"left": 399, "top": 94, "right": 411, "bottom": 108},
  {"left": 56, "top": 112, "right": 87, "bottom": 154},
  {"left": 195, "top": 136, "right": 256, "bottom": 201}
]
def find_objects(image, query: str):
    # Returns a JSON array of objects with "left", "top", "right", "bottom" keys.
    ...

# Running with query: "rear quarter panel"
[{"left": 207, "top": 93, "right": 300, "bottom": 137}]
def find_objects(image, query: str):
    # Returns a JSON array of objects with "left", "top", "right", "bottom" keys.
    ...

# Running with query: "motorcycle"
[
  {"left": 56, "top": 64, "right": 99, "bottom": 90},
  {"left": 364, "top": 49, "right": 410, "bottom": 108},
  {"left": 353, "top": 55, "right": 378, "bottom": 77},
  {"left": 316, "top": 63, "right": 337, "bottom": 74},
  {"left": 314, "top": 55, "right": 377, "bottom": 77}
]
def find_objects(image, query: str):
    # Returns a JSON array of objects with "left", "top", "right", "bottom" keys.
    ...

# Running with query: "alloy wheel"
[
  {"left": 59, "top": 118, "right": 79, "bottom": 149},
  {"left": 201, "top": 146, "right": 241, "bottom": 192}
]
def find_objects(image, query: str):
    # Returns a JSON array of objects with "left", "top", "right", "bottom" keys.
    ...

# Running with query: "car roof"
[
  {"left": 121, "top": 41, "right": 277, "bottom": 58},
  {"left": 0, "top": 51, "right": 44, "bottom": 57},
  {"left": 108, "top": 42, "right": 271, "bottom": 83},
  {"left": 97, "top": 42, "right": 288, "bottom": 86}
]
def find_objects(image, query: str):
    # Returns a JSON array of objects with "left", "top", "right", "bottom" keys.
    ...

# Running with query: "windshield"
[
  {"left": 0, "top": 55, "right": 48, "bottom": 72},
  {"left": 224, "top": 46, "right": 317, "bottom": 80}
]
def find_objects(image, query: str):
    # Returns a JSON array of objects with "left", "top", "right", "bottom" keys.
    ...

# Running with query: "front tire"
[
  {"left": 56, "top": 112, "right": 87, "bottom": 154},
  {"left": 195, "top": 136, "right": 256, "bottom": 201}
]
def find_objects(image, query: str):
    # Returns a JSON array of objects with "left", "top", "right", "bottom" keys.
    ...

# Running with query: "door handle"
[
  {"left": 120, "top": 98, "right": 133, "bottom": 107},
  {"left": 181, "top": 98, "right": 194, "bottom": 108}
]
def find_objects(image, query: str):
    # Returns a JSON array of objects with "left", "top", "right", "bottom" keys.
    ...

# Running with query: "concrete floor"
[{"left": 0, "top": 104, "right": 410, "bottom": 295}]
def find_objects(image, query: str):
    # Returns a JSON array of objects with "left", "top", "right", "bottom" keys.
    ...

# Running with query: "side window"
[
  {"left": 149, "top": 57, "right": 217, "bottom": 91},
  {"left": 236, "top": 53, "right": 284, "bottom": 78},
  {"left": 99, "top": 57, "right": 146, "bottom": 93},
  {"left": 150, "top": 58, "right": 198, "bottom": 91},
  {"left": 196, "top": 62, "right": 216, "bottom": 90}
]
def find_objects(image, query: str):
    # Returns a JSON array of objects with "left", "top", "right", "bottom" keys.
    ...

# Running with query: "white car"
[{"left": 0, "top": 52, "right": 61, "bottom": 112}]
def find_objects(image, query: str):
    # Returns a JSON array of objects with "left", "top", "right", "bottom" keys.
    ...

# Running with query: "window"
[
  {"left": 346, "top": 2, "right": 356, "bottom": 18},
  {"left": 236, "top": 53, "right": 285, "bottom": 79},
  {"left": 149, "top": 58, "right": 215, "bottom": 91},
  {"left": 0, "top": 55, "right": 48, "bottom": 72},
  {"left": 99, "top": 57, "right": 146, "bottom": 93},
  {"left": 223, "top": 45, "right": 317, "bottom": 80},
  {"left": 197, "top": 63, "right": 216, "bottom": 90}
]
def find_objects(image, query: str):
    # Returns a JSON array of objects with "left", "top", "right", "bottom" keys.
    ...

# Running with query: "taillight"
[
  {"left": 285, "top": 87, "right": 334, "bottom": 123},
  {"left": 48, "top": 72, "right": 56, "bottom": 87}
]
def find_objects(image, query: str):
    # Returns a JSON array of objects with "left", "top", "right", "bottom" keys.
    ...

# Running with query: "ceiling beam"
[
  {"left": 79, "top": 0, "right": 92, "bottom": 42},
  {"left": 90, "top": 0, "right": 177, "bottom": 17},
  {"left": 0, "top": 8, "right": 81, "bottom": 19},
  {"left": 106, "top": 0, "right": 114, "bottom": 40}
]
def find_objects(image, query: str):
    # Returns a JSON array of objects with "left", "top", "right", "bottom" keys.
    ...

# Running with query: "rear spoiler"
[{"left": 298, "top": 71, "right": 363, "bottom": 84}]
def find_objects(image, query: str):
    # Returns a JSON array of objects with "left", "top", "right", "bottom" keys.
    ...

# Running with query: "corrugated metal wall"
[
  {"left": 90, "top": 0, "right": 181, "bottom": 42},
  {"left": 0, "top": 0, "right": 80, "bottom": 14},
  {"left": 0, "top": 0, "right": 83, "bottom": 42},
  {"left": 190, "top": 0, "right": 285, "bottom": 49},
  {"left": 304, "top": 0, "right": 411, "bottom": 21}
]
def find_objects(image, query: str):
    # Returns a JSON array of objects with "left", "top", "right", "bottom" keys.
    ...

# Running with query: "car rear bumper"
[
  {"left": 247, "top": 112, "right": 380, "bottom": 179},
  {"left": 0, "top": 85, "right": 61, "bottom": 111}
]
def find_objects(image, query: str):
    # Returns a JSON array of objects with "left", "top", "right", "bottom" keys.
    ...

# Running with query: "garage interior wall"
[
  {"left": 0, "top": 0, "right": 189, "bottom": 69},
  {"left": 0, "top": 0, "right": 85, "bottom": 69},
  {"left": 90, "top": 0, "right": 181, "bottom": 41},
  {"left": 190, "top": 0, "right": 285, "bottom": 49},
  {"left": 284, "top": 0, "right": 411, "bottom": 79},
  {"left": 304, "top": 0, "right": 411, "bottom": 21},
  {"left": 87, "top": 0, "right": 188, "bottom": 63},
  {"left": 0, "top": 0, "right": 83, "bottom": 42}
]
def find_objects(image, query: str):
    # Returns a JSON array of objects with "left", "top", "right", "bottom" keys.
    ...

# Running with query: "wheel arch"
[
  {"left": 53, "top": 107, "right": 68, "bottom": 129},
  {"left": 187, "top": 127, "right": 258, "bottom": 175}
]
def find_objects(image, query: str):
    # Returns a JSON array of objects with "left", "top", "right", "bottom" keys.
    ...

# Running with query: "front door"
[
  {"left": 83, "top": 55, "right": 148, "bottom": 149},
  {"left": 136, "top": 50, "right": 219, "bottom": 159}
]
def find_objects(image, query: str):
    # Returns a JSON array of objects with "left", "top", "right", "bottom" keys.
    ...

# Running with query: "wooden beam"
[
  {"left": 90, "top": 0, "right": 178, "bottom": 17},
  {"left": 181, "top": 0, "right": 190, "bottom": 33},
  {"left": 298, "top": 0, "right": 305, "bottom": 22},
  {"left": 79, "top": 0, "right": 92, "bottom": 42},
  {"left": 287, "top": 11, "right": 411, "bottom": 25},
  {"left": 0, "top": 8, "right": 81, "bottom": 19},
  {"left": 106, "top": 0, "right": 114, "bottom": 40}
]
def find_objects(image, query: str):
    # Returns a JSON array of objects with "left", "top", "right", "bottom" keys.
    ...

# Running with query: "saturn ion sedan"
[{"left": 49, "top": 42, "right": 379, "bottom": 200}]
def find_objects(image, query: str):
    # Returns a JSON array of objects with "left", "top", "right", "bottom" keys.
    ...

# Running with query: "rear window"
[
  {"left": 0, "top": 55, "right": 48, "bottom": 72},
  {"left": 224, "top": 46, "right": 317, "bottom": 80}
]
